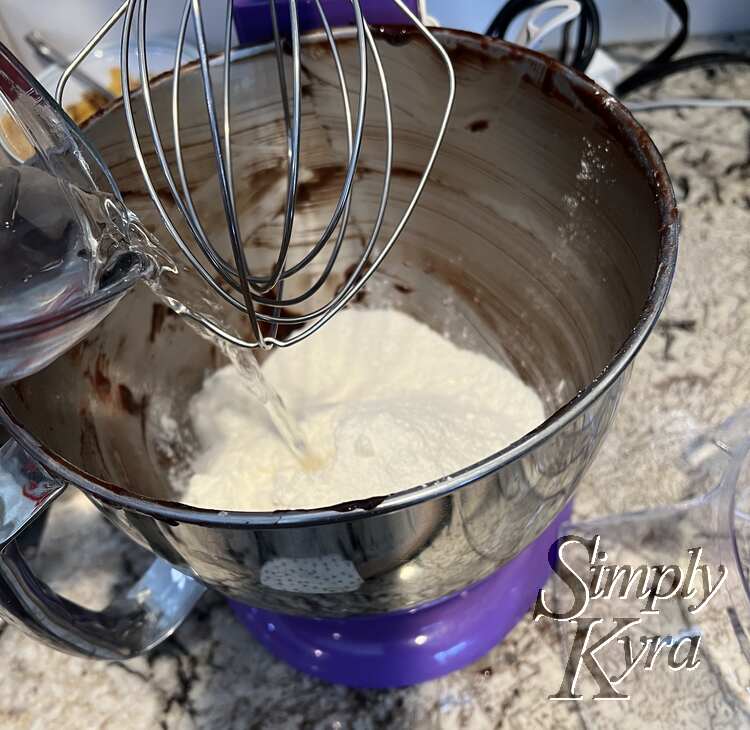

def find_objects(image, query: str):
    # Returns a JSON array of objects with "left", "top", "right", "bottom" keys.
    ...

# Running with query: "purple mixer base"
[
  {"left": 230, "top": 504, "right": 571, "bottom": 688},
  {"left": 233, "top": 0, "right": 422, "bottom": 46}
]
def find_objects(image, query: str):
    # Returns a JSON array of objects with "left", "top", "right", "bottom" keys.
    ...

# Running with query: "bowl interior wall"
[{"left": 1, "top": 34, "right": 663, "bottom": 505}]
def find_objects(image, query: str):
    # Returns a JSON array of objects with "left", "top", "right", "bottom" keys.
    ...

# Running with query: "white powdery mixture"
[{"left": 183, "top": 309, "right": 545, "bottom": 511}]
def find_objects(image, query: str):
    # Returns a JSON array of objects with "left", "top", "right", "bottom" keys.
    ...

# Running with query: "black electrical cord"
[
  {"left": 620, "top": 52, "right": 750, "bottom": 97},
  {"left": 486, "top": 0, "right": 600, "bottom": 72},
  {"left": 486, "top": 0, "right": 749, "bottom": 96},
  {"left": 616, "top": 0, "right": 750, "bottom": 97},
  {"left": 616, "top": 0, "right": 689, "bottom": 95},
  {"left": 572, "top": 0, "right": 600, "bottom": 71}
]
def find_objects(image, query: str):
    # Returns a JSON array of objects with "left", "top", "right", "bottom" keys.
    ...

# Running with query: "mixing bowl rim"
[{"left": 0, "top": 29, "right": 678, "bottom": 528}]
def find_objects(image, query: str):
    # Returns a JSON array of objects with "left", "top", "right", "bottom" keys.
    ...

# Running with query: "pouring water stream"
[{"left": 133, "top": 222, "right": 315, "bottom": 465}]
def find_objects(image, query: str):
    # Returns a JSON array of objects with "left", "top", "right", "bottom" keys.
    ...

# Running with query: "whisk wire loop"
[{"left": 60, "top": 0, "right": 455, "bottom": 349}]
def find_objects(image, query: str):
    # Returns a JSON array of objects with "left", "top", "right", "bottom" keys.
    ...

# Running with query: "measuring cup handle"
[{"left": 0, "top": 439, "right": 205, "bottom": 659}]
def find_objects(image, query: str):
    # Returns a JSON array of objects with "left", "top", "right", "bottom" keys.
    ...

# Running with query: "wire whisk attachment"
[{"left": 61, "top": 0, "right": 455, "bottom": 349}]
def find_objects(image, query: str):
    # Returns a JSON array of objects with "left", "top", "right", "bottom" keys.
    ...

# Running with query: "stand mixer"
[{"left": 0, "top": 3, "right": 678, "bottom": 688}]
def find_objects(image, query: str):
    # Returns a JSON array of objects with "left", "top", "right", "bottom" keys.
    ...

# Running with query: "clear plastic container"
[{"left": 551, "top": 409, "right": 750, "bottom": 727}]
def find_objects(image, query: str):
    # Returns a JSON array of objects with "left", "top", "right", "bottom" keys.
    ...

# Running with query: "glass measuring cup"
[
  {"left": 0, "top": 43, "right": 151, "bottom": 384},
  {"left": 548, "top": 409, "right": 750, "bottom": 727}
]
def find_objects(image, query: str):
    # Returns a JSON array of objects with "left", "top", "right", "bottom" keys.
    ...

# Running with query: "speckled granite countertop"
[{"left": 2, "top": 40, "right": 750, "bottom": 730}]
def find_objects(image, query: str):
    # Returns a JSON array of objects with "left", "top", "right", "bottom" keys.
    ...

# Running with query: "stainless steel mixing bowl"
[{"left": 0, "top": 29, "right": 677, "bottom": 658}]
